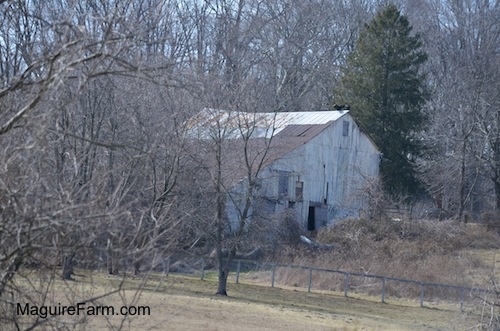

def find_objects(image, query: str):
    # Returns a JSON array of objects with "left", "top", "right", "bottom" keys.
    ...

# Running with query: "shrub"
[
  {"left": 270, "top": 218, "right": 500, "bottom": 293},
  {"left": 481, "top": 211, "right": 500, "bottom": 235}
]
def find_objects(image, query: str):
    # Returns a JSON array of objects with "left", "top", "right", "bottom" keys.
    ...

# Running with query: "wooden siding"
[{"left": 259, "top": 113, "right": 379, "bottom": 227}]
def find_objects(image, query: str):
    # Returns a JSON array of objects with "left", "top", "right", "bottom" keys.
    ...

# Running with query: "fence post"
[
  {"left": 236, "top": 261, "right": 241, "bottom": 284},
  {"left": 271, "top": 264, "right": 276, "bottom": 288},
  {"left": 308, "top": 268, "right": 313, "bottom": 293},
  {"left": 381, "top": 278, "right": 386, "bottom": 303},
  {"left": 200, "top": 258, "right": 205, "bottom": 280},
  {"left": 344, "top": 273, "right": 349, "bottom": 297},
  {"left": 165, "top": 256, "right": 171, "bottom": 276},
  {"left": 420, "top": 283, "right": 424, "bottom": 308},
  {"left": 460, "top": 288, "right": 464, "bottom": 313}
]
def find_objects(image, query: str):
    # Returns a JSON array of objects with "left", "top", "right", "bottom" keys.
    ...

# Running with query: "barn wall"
[{"left": 259, "top": 114, "right": 379, "bottom": 228}]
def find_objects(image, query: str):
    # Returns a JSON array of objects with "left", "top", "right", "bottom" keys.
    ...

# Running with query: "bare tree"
[
  {"left": 259, "top": 0, "right": 369, "bottom": 111},
  {"left": 416, "top": 0, "right": 499, "bottom": 218},
  {"left": 183, "top": 103, "right": 277, "bottom": 295},
  {"left": 0, "top": 1, "right": 190, "bottom": 329}
]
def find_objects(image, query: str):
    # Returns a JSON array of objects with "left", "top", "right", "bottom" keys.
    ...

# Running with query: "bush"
[
  {"left": 270, "top": 218, "right": 500, "bottom": 292},
  {"left": 481, "top": 211, "right": 500, "bottom": 235}
]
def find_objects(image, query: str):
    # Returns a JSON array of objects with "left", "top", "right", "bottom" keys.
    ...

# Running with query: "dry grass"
[
  {"left": 261, "top": 219, "right": 500, "bottom": 305},
  {"left": 462, "top": 249, "right": 500, "bottom": 285},
  {"left": 7, "top": 272, "right": 486, "bottom": 331},
  {"left": 4, "top": 219, "right": 499, "bottom": 330}
]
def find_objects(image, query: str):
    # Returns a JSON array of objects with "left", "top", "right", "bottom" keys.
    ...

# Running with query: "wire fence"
[{"left": 159, "top": 254, "right": 497, "bottom": 313}]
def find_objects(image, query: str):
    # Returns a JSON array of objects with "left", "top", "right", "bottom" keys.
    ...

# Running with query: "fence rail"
[{"left": 160, "top": 255, "right": 497, "bottom": 313}]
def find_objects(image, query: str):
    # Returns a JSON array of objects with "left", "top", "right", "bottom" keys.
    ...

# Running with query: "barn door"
[{"left": 307, "top": 206, "right": 315, "bottom": 231}]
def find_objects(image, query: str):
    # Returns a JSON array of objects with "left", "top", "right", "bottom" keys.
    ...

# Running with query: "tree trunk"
[
  {"left": 62, "top": 251, "right": 75, "bottom": 280},
  {"left": 106, "top": 238, "right": 115, "bottom": 274},
  {"left": 216, "top": 268, "right": 229, "bottom": 296},
  {"left": 494, "top": 174, "right": 500, "bottom": 211},
  {"left": 459, "top": 138, "right": 467, "bottom": 218},
  {"left": 216, "top": 247, "right": 237, "bottom": 296},
  {"left": 133, "top": 260, "right": 141, "bottom": 276},
  {"left": 215, "top": 137, "right": 228, "bottom": 295},
  {"left": 493, "top": 137, "right": 500, "bottom": 211}
]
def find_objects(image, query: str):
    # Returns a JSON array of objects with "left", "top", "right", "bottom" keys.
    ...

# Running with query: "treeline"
[{"left": 0, "top": 0, "right": 498, "bottom": 326}]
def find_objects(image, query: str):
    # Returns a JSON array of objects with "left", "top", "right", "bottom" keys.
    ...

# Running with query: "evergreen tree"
[{"left": 335, "top": 4, "right": 429, "bottom": 198}]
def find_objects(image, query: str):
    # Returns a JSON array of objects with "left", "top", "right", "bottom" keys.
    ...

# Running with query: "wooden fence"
[{"left": 161, "top": 255, "right": 497, "bottom": 313}]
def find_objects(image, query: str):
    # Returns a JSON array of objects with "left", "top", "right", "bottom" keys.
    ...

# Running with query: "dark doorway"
[{"left": 307, "top": 206, "right": 315, "bottom": 231}]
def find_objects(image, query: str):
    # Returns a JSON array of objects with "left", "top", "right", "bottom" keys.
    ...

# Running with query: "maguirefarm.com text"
[{"left": 17, "top": 302, "right": 151, "bottom": 319}]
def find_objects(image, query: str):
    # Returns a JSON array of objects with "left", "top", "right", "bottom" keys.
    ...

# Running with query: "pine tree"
[{"left": 335, "top": 4, "right": 429, "bottom": 198}]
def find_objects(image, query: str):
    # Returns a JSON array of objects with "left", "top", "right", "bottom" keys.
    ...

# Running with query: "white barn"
[{"left": 186, "top": 108, "right": 380, "bottom": 230}]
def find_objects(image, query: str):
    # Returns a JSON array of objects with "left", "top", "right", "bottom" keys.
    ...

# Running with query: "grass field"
[
  {"left": 8, "top": 220, "right": 499, "bottom": 331},
  {"left": 139, "top": 275, "right": 484, "bottom": 331},
  {"left": 12, "top": 271, "right": 486, "bottom": 331}
]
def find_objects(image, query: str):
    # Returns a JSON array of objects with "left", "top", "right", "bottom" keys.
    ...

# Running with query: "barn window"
[
  {"left": 295, "top": 181, "right": 303, "bottom": 201},
  {"left": 278, "top": 171, "right": 289, "bottom": 196},
  {"left": 343, "top": 121, "right": 349, "bottom": 136}
]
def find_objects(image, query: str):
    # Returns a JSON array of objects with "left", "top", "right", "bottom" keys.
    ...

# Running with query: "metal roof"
[{"left": 186, "top": 108, "right": 349, "bottom": 139}]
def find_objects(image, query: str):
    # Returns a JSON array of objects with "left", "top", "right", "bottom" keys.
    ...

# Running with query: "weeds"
[{"left": 269, "top": 219, "right": 500, "bottom": 301}]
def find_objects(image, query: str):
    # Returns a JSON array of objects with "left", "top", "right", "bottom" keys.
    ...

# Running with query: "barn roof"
[
  {"left": 186, "top": 108, "right": 349, "bottom": 139},
  {"left": 183, "top": 109, "right": 351, "bottom": 186}
]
